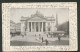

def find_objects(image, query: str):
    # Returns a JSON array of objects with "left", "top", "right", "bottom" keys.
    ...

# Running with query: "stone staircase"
[{"left": 26, "top": 32, "right": 44, "bottom": 35}]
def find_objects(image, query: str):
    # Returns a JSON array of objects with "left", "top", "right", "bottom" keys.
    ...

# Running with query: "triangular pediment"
[
  {"left": 26, "top": 16, "right": 47, "bottom": 22},
  {"left": 26, "top": 10, "right": 48, "bottom": 21}
]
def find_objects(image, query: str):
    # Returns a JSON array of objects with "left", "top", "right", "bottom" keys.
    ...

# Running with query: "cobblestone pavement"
[{"left": 10, "top": 34, "right": 69, "bottom": 46}]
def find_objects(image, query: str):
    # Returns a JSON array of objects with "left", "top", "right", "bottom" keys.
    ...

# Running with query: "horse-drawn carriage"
[{"left": 47, "top": 31, "right": 65, "bottom": 37}]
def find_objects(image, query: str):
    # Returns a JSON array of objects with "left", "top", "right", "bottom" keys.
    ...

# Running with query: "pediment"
[{"left": 27, "top": 16, "right": 47, "bottom": 21}]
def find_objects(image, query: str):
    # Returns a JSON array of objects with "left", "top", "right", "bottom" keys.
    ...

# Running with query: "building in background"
[
  {"left": 10, "top": 20, "right": 16, "bottom": 34},
  {"left": 57, "top": 21, "right": 69, "bottom": 35},
  {"left": 15, "top": 23, "right": 21, "bottom": 35},
  {"left": 10, "top": 20, "right": 21, "bottom": 36},
  {"left": 20, "top": 11, "right": 58, "bottom": 35}
]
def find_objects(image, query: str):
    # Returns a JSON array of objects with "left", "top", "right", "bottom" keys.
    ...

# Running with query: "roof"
[
  {"left": 21, "top": 11, "right": 55, "bottom": 21},
  {"left": 46, "top": 17, "right": 55, "bottom": 21},
  {"left": 21, "top": 16, "right": 29, "bottom": 21}
]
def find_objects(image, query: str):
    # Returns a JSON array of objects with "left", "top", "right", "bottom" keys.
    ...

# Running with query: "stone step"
[{"left": 26, "top": 32, "right": 44, "bottom": 35}]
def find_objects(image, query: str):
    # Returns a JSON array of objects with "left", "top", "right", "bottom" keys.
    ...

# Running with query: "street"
[{"left": 10, "top": 34, "right": 69, "bottom": 46}]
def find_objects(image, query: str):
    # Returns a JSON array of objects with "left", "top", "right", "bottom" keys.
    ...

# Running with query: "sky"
[{"left": 10, "top": 8, "right": 69, "bottom": 25}]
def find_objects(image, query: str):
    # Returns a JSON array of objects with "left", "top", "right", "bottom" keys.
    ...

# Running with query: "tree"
[{"left": 57, "top": 21, "right": 69, "bottom": 35}]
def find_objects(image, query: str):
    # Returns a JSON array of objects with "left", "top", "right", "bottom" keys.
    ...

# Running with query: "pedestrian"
[
  {"left": 45, "top": 39, "right": 48, "bottom": 45},
  {"left": 58, "top": 34, "right": 61, "bottom": 41},
  {"left": 42, "top": 37, "right": 43, "bottom": 42}
]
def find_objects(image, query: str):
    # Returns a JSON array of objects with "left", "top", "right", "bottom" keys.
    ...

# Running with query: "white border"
[{"left": 2, "top": 2, "right": 78, "bottom": 51}]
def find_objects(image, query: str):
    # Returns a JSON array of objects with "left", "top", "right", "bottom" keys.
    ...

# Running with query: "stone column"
[
  {"left": 32, "top": 22, "right": 33, "bottom": 32},
  {"left": 40, "top": 22, "right": 42, "bottom": 32},
  {"left": 34, "top": 22, "right": 35, "bottom": 32},
  {"left": 46, "top": 22, "right": 47, "bottom": 32},
  {"left": 33, "top": 22, "right": 34, "bottom": 32},
  {"left": 38, "top": 22, "right": 40, "bottom": 32},
  {"left": 42, "top": 22, "right": 43, "bottom": 32},
  {"left": 28, "top": 22, "right": 30, "bottom": 32},
  {"left": 35, "top": 22, "right": 36, "bottom": 32},
  {"left": 45, "top": 22, "right": 47, "bottom": 32},
  {"left": 27, "top": 22, "right": 28, "bottom": 32},
  {"left": 38, "top": 22, "right": 39, "bottom": 32},
  {"left": 31, "top": 22, "right": 32, "bottom": 32}
]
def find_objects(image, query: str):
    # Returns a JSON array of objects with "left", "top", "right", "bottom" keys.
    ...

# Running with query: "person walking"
[
  {"left": 58, "top": 34, "right": 61, "bottom": 41},
  {"left": 45, "top": 39, "right": 48, "bottom": 45},
  {"left": 42, "top": 37, "right": 44, "bottom": 42}
]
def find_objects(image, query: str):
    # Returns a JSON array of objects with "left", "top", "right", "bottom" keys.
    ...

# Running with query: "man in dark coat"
[
  {"left": 45, "top": 39, "right": 48, "bottom": 45},
  {"left": 58, "top": 35, "right": 61, "bottom": 41},
  {"left": 42, "top": 37, "right": 43, "bottom": 42}
]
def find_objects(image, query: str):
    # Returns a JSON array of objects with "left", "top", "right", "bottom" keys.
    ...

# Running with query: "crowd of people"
[{"left": 34, "top": 34, "right": 62, "bottom": 45}]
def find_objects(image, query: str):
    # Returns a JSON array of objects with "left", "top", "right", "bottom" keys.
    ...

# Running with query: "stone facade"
[
  {"left": 20, "top": 11, "right": 58, "bottom": 35},
  {"left": 10, "top": 20, "right": 16, "bottom": 33}
]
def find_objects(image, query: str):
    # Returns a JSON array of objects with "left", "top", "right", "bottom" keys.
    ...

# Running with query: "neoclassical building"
[{"left": 20, "top": 11, "right": 58, "bottom": 35}]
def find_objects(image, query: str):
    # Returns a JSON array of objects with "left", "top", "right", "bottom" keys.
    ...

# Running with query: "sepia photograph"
[{"left": 10, "top": 8, "right": 69, "bottom": 46}]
